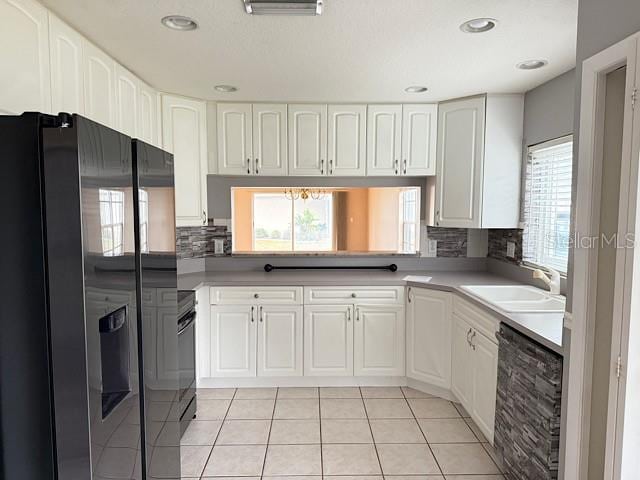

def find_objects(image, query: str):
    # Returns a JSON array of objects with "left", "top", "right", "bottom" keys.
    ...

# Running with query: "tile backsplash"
[
  {"left": 487, "top": 228, "right": 523, "bottom": 265},
  {"left": 176, "top": 221, "right": 232, "bottom": 259},
  {"left": 425, "top": 226, "right": 468, "bottom": 257}
]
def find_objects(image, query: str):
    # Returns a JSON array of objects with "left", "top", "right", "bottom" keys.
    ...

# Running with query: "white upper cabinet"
[
  {"left": 0, "top": 0, "right": 51, "bottom": 115},
  {"left": 327, "top": 104, "right": 367, "bottom": 176},
  {"left": 49, "top": 13, "right": 84, "bottom": 115},
  {"left": 288, "top": 104, "right": 328, "bottom": 176},
  {"left": 83, "top": 41, "right": 116, "bottom": 128},
  {"left": 162, "top": 94, "right": 208, "bottom": 227},
  {"left": 253, "top": 103, "right": 288, "bottom": 175},
  {"left": 114, "top": 64, "right": 139, "bottom": 138},
  {"left": 366, "top": 105, "right": 402, "bottom": 176},
  {"left": 217, "top": 103, "right": 253, "bottom": 175},
  {"left": 138, "top": 81, "right": 160, "bottom": 147},
  {"left": 402, "top": 104, "right": 437, "bottom": 175},
  {"left": 354, "top": 304, "right": 404, "bottom": 376},
  {"left": 406, "top": 287, "right": 452, "bottom": 389},
  {"left": 435, "top": 94, "right": 523, "bottom": 228}
]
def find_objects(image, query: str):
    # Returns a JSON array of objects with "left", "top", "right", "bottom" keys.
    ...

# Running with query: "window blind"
[{"left": 523, "top": 137, "right": 573, "bottom": 273}]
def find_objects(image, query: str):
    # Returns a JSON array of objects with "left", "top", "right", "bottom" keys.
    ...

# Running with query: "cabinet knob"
[
  {"left": 254, "top": 293, "right": 260, "bottom": 299},
  {"left": 351, "top": 293, "right": 357, "bottom": 298}
]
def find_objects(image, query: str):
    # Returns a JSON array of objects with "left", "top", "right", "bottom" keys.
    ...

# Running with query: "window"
[
  {"left": 138, "top": 189, "right": 149, "bottom": 253},
  {"left": 400, "top": 189, "right": 418, "bottom": 253},
  {"left": 523, "top": 136, "right": 573, "bottom": 273},
  {"left": 251, "top": 192, "right": 334, "bottom": 252},
  {"left": 99, "top": 189, "right": 125, "bottom": 256}
]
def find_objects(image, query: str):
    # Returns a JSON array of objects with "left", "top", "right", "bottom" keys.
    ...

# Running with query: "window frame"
[{"left": 522, "top": 134, "right": 573, "bottom": 274}]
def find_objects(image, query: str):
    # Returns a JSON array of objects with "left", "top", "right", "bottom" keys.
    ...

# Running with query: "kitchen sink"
[{"left": 460, "top": 285, "right": 565, "bottom": 313}]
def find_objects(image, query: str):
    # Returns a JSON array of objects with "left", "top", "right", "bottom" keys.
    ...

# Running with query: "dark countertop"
[{"left": 178, "top": 270, "right": 565, "bottom": 355}]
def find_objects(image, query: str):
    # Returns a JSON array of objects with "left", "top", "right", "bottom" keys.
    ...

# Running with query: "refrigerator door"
[
  {"left": 42, "top": 115, "right": 143, "bottom": 479},
  {"left": 133, "top": 139, "right": 180, "bottom": 479}
]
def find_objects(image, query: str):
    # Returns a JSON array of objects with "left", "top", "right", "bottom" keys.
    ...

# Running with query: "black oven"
[{"left": 178, "top": 290, "right": 197, "bottom": 435}]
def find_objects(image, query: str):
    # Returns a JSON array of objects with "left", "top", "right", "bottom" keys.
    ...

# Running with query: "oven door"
[{"left": 178, "top": 310, "right": 196, "bottom": 419}]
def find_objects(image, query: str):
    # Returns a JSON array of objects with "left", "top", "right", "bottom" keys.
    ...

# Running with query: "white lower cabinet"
[
  {"left": 304, "top": 305, "right": 353, "bottom": 376},
  {"left": 354, "top": 304, "right": 405, "bottom": 376},
  {"left": 257, "top": 305, "right": 303, "bottom": 377},
  {"left": 451, "top": 298, "right": 500, "bottom": 443},
  {"left": 406, "top": 287, "right": 452, "bottom": 388},
  {"left": 210, "top": 305, "right": 257, "bottom": 377},
  {"left": 470, "top": 328, "right": 499, "bottom": 441}
]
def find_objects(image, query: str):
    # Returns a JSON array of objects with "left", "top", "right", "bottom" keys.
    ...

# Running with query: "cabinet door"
[
  {"left": 435, "top": 96, "right": 485, "bottom": 228},
  {"left": 327, "top": 104, "right": 366, "bottom": 176},
  {"left": 83, "top": 41, "right": 116, "bottom": 128},
  {"left": 288, "top": 104, "right": 327, "bottom": 176},
  {"left": 138, "top": 81, "right": 160, "bottom": 147},
  {"left": 366, "top": 105, "right": 402, "bottom": 176},
  {"left": 257, "top": 305, "right": 303, "bottom": 377},
  {"left": 253, "top": 103, "right": 287, "bottom": 175},
  {"left": 162, "top": 95, "right": 208, "bottom": 226},
  {"left": 217, "top": 103, "right": 253, "bottom": 175},
  {"left": 211, "top": 305, "right": 257, "bottom": 377},
  {"left": 0, "top": 0, "right": 51, "bottom": 114},
  {"left": 49, "top": 14, "right": 84, "bottom": 115},
  {"left": 406, "top": 288, "right": 452, "bottom": 388},
  {"left": 115, "top": 64, "right": 138, "bottom": 138},
  {"left": 157, "top": 307, "right": 179, "bottom": 382},
  {"left": 304, "top": 305, "right": 353, "bottom": 376},
  {"left": 471, "top": 330, "right": 499, "bottom": 443},
  {"left": 354, "top": 304, "right": 404, "bottom": 376},
  {"left": 451, "top": 314, "right": 473, "bottom": 410},
  {"left": 402, "top": 104, "right": 437, "bottom": 175}
]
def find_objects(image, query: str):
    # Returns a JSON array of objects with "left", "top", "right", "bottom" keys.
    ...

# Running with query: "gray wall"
[{"left": 523, "top": 69, "right": 575, "bottom": 148}]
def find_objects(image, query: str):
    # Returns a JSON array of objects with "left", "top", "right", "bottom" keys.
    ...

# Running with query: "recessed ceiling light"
[
  {"left": 405, "top": 86, "right": 429, "bottom": 93},
  {"left": 460, "top": 18, "right": 497, "bottom": 33},
  {"left": 161, "top": 15, "right": 198, "bottom": 31},
  {"left": 516, "top": 59, "right": 548, "bottom": 70},
  {"left": 215, "top": 85, "right": 238, "bottom": 93}
]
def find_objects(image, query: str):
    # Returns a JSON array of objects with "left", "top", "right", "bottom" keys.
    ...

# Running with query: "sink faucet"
[{"left": 533, "top": 267, "right": 561, "bottom": 295}]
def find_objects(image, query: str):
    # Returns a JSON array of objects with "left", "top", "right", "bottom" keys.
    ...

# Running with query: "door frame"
[{"left": 565, "top": 32, "right": 639, "bottom": 480}]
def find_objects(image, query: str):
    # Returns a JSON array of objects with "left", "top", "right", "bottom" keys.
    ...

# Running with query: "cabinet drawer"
[
  {"left": 86, "top": 288, "right": 132, "bottom": 307},
  {"left": 453, "top": 296, "right": 499, "bottom": 344},
  {"left": 304, "top": 286, "right": 404, "bottom": 305},
  {"left": 210, "top": 286, "right": 303, "bottom": 305}
]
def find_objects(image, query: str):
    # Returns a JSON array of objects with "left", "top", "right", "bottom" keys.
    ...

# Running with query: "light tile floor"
[{"left": 181, "top": 386, "right": 505, "bottom": 480}]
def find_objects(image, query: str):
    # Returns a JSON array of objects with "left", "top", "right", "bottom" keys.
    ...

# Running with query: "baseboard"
[{"left": 197, "top": 374, "right": 455, "bottom": 401}]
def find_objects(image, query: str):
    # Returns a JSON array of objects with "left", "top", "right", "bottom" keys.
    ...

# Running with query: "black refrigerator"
[{"left": 0, "top": 113, "right": 181, "bottom": 479}]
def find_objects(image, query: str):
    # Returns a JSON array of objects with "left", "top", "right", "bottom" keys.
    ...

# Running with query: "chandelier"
[{"left": 283, "top": 188, "right": 327, "bottom": 201}]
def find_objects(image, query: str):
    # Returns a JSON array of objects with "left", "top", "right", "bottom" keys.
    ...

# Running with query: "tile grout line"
[
  {"left": 318, "top": 387, "right": 324, "bottom": 479},
  {"left": 361, "top": 386, "right": 385, "bottom": 478},
  {"left": 259, "top": 388, "right": 279, "bottom": 478},
  {"left": 198, "top": 387, "right": 237, "bottom": 480},
  {"left": 403, "top": 387, "right": 445, "bottom": 477}
]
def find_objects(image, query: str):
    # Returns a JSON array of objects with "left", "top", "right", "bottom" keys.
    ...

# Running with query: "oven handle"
[{"left": 178, "top": 311, "right": 196, "bottom": 336}]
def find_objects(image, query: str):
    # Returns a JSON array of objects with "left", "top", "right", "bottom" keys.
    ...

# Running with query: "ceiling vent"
[{"left": 243, "top": 0, "right": 323, "bottom": 16}]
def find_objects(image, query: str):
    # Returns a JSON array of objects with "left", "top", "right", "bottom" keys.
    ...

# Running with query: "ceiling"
[{"left": 42, "top": 0, "right": 578, "bottom": 102}]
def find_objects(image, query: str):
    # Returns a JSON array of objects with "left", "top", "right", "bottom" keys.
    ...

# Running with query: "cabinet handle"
[
  {"left": 247, "top": 158, "right": 251, "bottom": 174},
  {"left": 202, "top": 210, "right": 207, "bottom": 225},
  {"left": 394, "top": 159, "right": 399, "bottom": 175},
  {"left": 329, "top": 159, "right": 333, "bottom": 175},
  {"left": 259, "top": 306, "right": 263, "bottom": 322},
  {"left": 347, "top": 308, "right": 351, "bottom": 322},
  {"left": 356, "top": 308, "right": 360, "bottom": 321},
  {"left": 321, "top": 159, "right": 325, "bottom": 175},
  {"left": 255, "top": 158, "right": 259, "bottom": 175},
  {"left": 470, "top": 331, "right": 477, "bottom": 350},
  {"left": 403, "top": 159, "right": 407, "bottom": 175},
  {"left": 251, "top": 306, "right": 255, "bottom": 322},
  {"left": 466, "top": 328, "right": 472, "bottom": 346},
  {"left": 407, "top": 287, "right": 412, "bottom": 303}
]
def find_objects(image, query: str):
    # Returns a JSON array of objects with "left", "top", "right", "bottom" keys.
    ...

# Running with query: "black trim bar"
[{"left": 264, "top": 263, "right": 398, "bottom": 272}]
